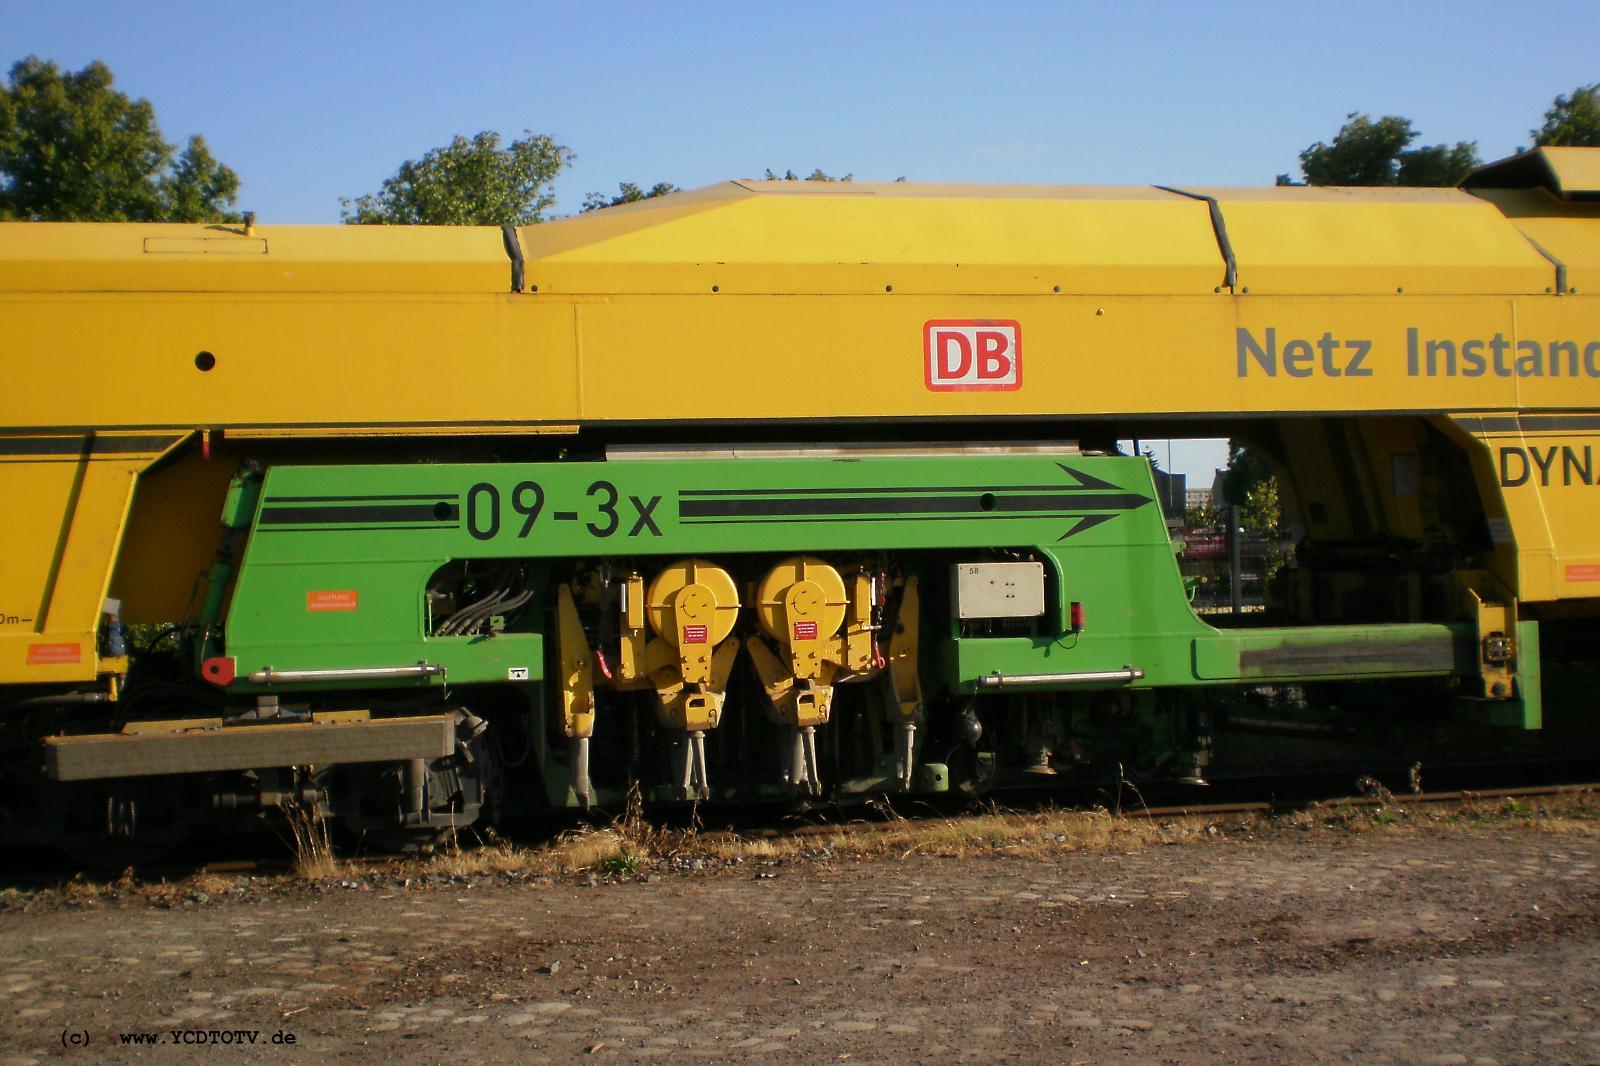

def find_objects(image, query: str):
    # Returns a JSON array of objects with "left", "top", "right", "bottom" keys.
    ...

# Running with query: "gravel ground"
[{"left": 2, "top": 818, "right": 1598, "bottom": 1064}]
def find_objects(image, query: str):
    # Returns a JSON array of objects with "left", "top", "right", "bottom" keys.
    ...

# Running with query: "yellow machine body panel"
[
  {"left": 0, "top": 434, "right": 182, "bottom": 682},
  {"left": 523, "top": 182, "right": 1228, "bottom": 295},
  {"left": 0, "top": 221, "right": 508, "bottom": 293},
  {"left": 1453, "top": 415, "right": 1600, "bottom": 604},
  {"left": 1463, "top": 188, "right": 1600, "bottom": 295},
  {"left": 1181, "top": 185, "right": 1555, "bottom": 295},
  {"left": 1, "top": 179, "right": 1591, "bottom": 431},
  {"left": 2, "top": 152, "right": 1599, "bottom": 689}
]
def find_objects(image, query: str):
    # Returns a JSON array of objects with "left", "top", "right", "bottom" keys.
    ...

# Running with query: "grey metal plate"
[
  {"left": 44, "top": 715, "right": 456, "bottom": 782},
  {"left": 954, "top": 561, "right": 1046, "bottom": 619}
]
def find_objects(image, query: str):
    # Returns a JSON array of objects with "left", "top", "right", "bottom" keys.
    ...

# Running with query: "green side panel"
[
  {"left": 1516, "top": 619, "right": 1543, "bottom": 730},
  {"left": 215, "top": 453, "right": 1498, "bottom": 697},
  {"left": 1191, "top": 623, "right": 1473, "bottom": 683},
  {"left": 944, "top": 520, "right": 1214, "bottom": 688},
  {"left": 221, "top": 454, "right": 1193, "bottom": 689},
  {"left": 239, "top": 455, "right": 1168, "bottom": 560}
]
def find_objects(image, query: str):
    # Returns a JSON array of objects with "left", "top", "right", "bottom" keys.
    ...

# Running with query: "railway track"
[
  {"left": 4, "top": 761, "right": 1596, "bottom": 886},
  {"left": 775, "top": 779, "right": 1600, "bottom": 838},
  {"left": 1139, "top": 780, "right": 1600, "bottom": 819}
]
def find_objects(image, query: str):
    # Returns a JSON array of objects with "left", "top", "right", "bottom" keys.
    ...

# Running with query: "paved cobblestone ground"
[{"left": 2, "top": 827, "right": 1598, "bottom": 1063}]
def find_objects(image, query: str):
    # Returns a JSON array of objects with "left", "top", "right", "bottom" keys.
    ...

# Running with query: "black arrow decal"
[
  {"left": 1058, "top": 513, "right": 1120, "bottom": 540},
  {"left": 1055, "top": 462, "right": 1120, "bottom": 491}
]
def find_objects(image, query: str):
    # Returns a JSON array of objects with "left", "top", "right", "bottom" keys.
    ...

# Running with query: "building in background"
[{"left": 1151, "top": 468, "right": 1187, "bottom": 526}]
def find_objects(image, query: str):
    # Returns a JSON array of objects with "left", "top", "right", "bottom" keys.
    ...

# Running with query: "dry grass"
[
  {"left": 786, "top": 805, "right": 1171, "bottom": 861},
  {"left": 412, "top": 826, "right": 628, "bottom": 879},
  {"left": 413, "top": 785, "right": 675, "bottom": 880},
  {"left": 702, "top": 834, "right": 779, "bottom": 861},
  {"left": 393, "top": 790, "right": 1600, "bottom": 883},
  {"left": 399, "top": 799, "right": 1191, "bottom": 882},
  {"left": 1416, "top": 792, "right": 1600, "bottom": 836},
  {"left": 281, "top": 800, "right": 341, "bottom": 880},
  {"left": 1270, "top": 790, "right": 1600, "bottom": 839},
  {"left": 49, "top": 865, "right": 257, "bottom": 907},
  {"left": 417, "top": 828, "right": 543, "bottom": 878},
  {"left": 16, "top": 789, "right": 1597, "bottom": 906}
]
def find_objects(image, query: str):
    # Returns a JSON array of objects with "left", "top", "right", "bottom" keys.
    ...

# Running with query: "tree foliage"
[
  {"left": 1185, "top": 498, "right": 1220, "bottom": 528},
  {"left": 1279, "top": 113, "right": 1479, "bottom": 187},
  {"left": 0, "top": 56, "right": 239, "bottom": 222},
  {"left": 581, "top": 180, "right": 679, "bottom": 212},
  {"left": 762, "top": 168, "right": 853, "bottom": 182},
  {"left": 161, "top": 136, "right": 242, "bottom": 222},
  {"left": 1532, "top": 84, "right": 1600, "bottom": 148},
  {"left": 1236, "top": 475, "right": 1282, "bottom": 537},
  {"left": 1222, "top": 441, "right": 1281, "bottom": 535},
  {"left": 342, "top": 130, "right": 573, "bottom": 226}
]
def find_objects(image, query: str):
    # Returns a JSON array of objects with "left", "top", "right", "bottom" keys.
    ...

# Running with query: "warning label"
[
  {"left": 1565, "top": 564, "right": 1600, "bottom": 583},
  {"left": 792, "top": 620, "right": 819, "bottom": 640},
  {"left": 682, "top": 624, "right": 708, "bottom": 644},
  {"left": 28, "top": 643, "right": 82, "bottom": 666},
  {"left": 307, "top": 590, "right": 360, "bottom": 612}
]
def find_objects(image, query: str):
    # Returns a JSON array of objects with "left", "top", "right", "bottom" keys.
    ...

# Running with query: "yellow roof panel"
[
  {"left": 1464, "top": 147, "right": 1600, "bottom": 201},
  {"left": 0, "top": 222, "right": 510, "bottom": 293},
  {"left": 520, "top": 182, "right": 1229, "bottom": 295},
  {"left": 1467, "top": 187, "right": 1600, "bottom": 294},
  {"left": 1182, "top": 185, "right": 1555, "bottom": 294},
  {"left": 1543, "top": 147, "right": 1600, "bottom": 197}
]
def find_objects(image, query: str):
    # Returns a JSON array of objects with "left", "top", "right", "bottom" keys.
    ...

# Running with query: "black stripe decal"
[
  {"left": 259, "top": 503, "right": 460, "bottom": 525},
  {"left": 681, "top": 512, "right": 1089, "bottom": 525},
  {"left": 679, "top": 492, "right": 1148, "bottom": 519},
  {"left": 1456, "top": 417, "right": 1520, "bottom": 433},
  {"left": 679, "top": 483, "right": 1076, "bottom": 497},
  {"left": 1455, "top": 414, "right": 1600, "bottom": 434},
  {"left": 257, "top": 524, "right": 461, "bottom": 533},
  {"left": 1513, "top": 415, "right": 1600, "bottom": 432},
  {"left": 267, "top": 493, "right": 461, "bottom": 503}
]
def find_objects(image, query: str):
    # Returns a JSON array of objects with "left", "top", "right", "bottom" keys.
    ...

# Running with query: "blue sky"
[{"left": 8, "top": 1, "right": 1597, "bottom": 478}]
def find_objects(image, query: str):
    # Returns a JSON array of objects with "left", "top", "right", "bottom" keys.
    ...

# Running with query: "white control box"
[{"left": 953, "top": 561, "right": 1046, "bottom": 619}]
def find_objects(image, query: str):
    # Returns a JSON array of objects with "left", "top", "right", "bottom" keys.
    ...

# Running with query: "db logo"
[{"left": 924, "top": 320, "right": 1022, "bottom": 391}]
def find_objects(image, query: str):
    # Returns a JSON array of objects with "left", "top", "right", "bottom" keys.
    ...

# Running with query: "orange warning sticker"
[
  {"left": 307, "top": 590, "right": 360, "bottom": 612},
  {"left": 28, "top": 643, "right": 82, "bottom": 665},
  {"left": 1565, "top": 564, "right": 1600, "bottom": 582}
]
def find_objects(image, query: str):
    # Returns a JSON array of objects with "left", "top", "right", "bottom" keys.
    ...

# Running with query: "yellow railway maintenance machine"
[{"left": 1, "top": 147, "right": 1596, "bottom": 857}]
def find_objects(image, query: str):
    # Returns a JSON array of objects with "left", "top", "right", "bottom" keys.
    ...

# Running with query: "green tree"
[
  {"left": 0, "top": 56, "right": 240, "bottom": 222},
  {"left": 1237, "top": 475, "right": 1282, "bottom": 537},
  {"left": 1222, "top": 442, "right": 1290, "bottom": 589},
  {"left": 580, "top": 180, "right": 679, "bottom": 212},
  {"left": 1185, "top": 498, "right": 1220, "bottom": 528},
  {"left": 1222, "top": 441, "right": 1281, "bottom": 535},
  {"left": 1394, "top": 141, "right": 1483, "bottom": 187},
  {"left": 1532, "top": 84, "right": 1600, "bottom": 147},
  {"left": 342, "top": 130, "right": 573, "bottom": 225},
  {"left": 160, "top": 136, "right": 241, "bottom": 222},
  {"left": 762, "top": 168, "right": 853, "bottom": 181},
  {"left": 1278, "top": 113, "right": 1479, "bottom": 187}
]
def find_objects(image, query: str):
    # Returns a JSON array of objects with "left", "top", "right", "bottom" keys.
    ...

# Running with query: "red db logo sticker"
[{"left": 924, "top": 320, "right": 1022, "bottom": 391}]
